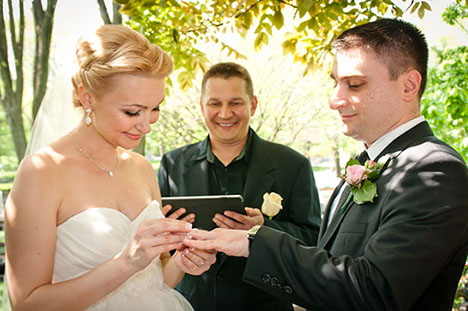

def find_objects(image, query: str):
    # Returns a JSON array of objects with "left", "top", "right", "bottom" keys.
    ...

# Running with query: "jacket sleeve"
[{"left": 263, "top": 157, "right": 321, "bottom": 246}]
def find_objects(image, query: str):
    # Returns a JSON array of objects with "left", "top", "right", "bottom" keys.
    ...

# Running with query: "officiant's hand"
[
  {"left": 213, "top": 207, "right": 264, "bottom": 230},
  {"left": 118, "top": 218, "right": 192, "bottom": 273},
  {"left": 162, "top": 204, "right": 196, "bottom": 224},
  {"left": 174, "top": 247, "right": 217, "bottom": 275},
  {"left": 184, "top": 228, "right": 250, "bottom": 258}
]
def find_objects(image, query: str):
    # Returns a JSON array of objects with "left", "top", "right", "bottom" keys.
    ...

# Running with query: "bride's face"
[{"left": 90, "top": 73, "right": 165, "bottom": 149}]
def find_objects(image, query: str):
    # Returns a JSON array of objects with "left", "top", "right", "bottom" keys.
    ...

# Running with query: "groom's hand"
[{"left": 184, "top": 228, "right": 250, "bottom": 258}]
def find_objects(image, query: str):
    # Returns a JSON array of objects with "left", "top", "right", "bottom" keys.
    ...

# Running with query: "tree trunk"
[
  {"left": 3, "top": 98, "right": 27, "bottom": 160},
  {"left": 31, "top": 0, "right": 58, "bottom": 120},
  {"left": 112, "top": 2, "right": 122, "bottom": 24},
  {"left": 0, "top": 0, "right": 27, "bottom": 161},
  {"left": 97, "top": 0, "right": 122, "bottom": 25},
  {"left": 334, "top": 146, "right": 341, "bottom": 178}
]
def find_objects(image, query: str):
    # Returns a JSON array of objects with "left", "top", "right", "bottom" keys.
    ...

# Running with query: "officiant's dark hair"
[
  {"left": 201, "top": 62, "right": 254, "bottom": 100},
  {"left": 71, "top": 25, "right": 173, "bottom": 108},
  {"left": 332, "top": 18, "right": 428, "bottom": 98}
]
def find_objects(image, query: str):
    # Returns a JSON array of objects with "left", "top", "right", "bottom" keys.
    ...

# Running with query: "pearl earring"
[{"left": 85, "top": 108, "right": 92, "bottom": 125}]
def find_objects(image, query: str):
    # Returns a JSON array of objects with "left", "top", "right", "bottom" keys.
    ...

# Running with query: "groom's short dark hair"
[{"left": 332, "top": 18, "right": 428, "bottom": 98}]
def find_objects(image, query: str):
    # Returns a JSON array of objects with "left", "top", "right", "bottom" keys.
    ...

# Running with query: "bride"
[{"left": 4, "top": 24, "right": 215, "bottom": 310}]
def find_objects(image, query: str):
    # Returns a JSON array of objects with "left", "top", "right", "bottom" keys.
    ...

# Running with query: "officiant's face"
[
  {"left": 329, "top": 48, "right": 408, "bottom": 146},
  {"left": 200, "top": 77, "right": 257, "bottom": 147},
  {"left": 91, "top": 73, "right": 165, "bottom": 149}
]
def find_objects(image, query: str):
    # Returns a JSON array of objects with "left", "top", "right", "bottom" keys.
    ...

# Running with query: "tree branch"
[{"left": 112, "top": 2, "right": 122, "bottom": 24}]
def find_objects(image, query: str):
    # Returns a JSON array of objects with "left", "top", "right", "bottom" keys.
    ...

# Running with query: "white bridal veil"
[{"left": 25, "top": 71, "right": 83, "bottom": 155}]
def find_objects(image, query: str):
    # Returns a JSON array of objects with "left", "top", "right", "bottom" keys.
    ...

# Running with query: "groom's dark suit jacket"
[
  {"left": 158, "top": 129, "right": 321, "bottom": 311},
  {"left": 243, "top": 121, "right": 468, "bottom": 310}
]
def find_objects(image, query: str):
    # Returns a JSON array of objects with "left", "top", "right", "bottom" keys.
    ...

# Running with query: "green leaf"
[
  {"left": 254, "top": 32, "right": 268, "bottom": 50},
  {"left": 345, "top": 158, "right": 360, "bottom": 169},
  {"left": 273, "top": 10, "right": 284, "bottom": 29},
  {"left": 177, "top": 71, "right": 193, "bottom": 91},
  {"left": 421, "top": 1, "right": 432, "bottom": 11},
  {"left": 410, "top": 2, "right": 420, "bottom": 14},
  {"left": 351, "top": 180, "right": 377, "bottom": 204},
  {"left": 418, "top": 5, "right": 426, "bottom": 19}
]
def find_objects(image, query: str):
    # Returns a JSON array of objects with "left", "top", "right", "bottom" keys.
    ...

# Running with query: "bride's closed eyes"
[{"left": 123, "top": 106, "right": 161, "bottom": 117}]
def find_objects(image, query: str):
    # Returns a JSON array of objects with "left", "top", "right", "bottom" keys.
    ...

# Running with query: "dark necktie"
[{"left": 357, "top": 150, "right": 370, "bottom": 165}]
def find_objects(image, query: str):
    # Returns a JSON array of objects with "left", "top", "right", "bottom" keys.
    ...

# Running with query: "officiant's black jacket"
[
  {"left": 158, "top": 129, "right": 321, "bottom": 311},
  {"left": 243, "top": 121, "right": 468, "bottom": 310}
]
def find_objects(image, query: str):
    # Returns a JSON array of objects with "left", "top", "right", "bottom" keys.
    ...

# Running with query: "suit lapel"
[
  {"left": 318, "top": 193, "right": 356, "bottom": 248},
  {"left": 183, "top": 138, "right": 210, "bottom": 195},
  {"left": 318, "top": 179, "right": 345, "bottom": 240},
  {"left": 243, "top": 133, "right": 275, "bottom": 205},
  {"left": 318, "top": 155, "right": 395, "bottom": 249},
  {"left": 318, "top": 121, "right": 434, "bottom": 249}
]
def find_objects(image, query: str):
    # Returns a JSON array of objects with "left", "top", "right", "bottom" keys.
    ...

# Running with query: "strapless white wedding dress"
[{"left": 53, "top": 200, "right": 193, "bottom": 311}]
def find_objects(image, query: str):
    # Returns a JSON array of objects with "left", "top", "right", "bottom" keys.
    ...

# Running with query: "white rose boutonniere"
[{"left": 261, "top": 192, "right": 283, "bottom": 219}]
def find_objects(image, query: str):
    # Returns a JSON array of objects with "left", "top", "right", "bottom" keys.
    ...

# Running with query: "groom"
[{"left": 184, "top": 18, "right": 468, "bottom": 310}]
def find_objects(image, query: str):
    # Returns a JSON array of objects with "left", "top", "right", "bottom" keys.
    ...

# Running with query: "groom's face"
[{"left": 329, "top": 48, "right": 407, "bottom": 147}]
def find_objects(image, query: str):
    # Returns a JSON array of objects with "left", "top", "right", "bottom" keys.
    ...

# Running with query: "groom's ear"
[
  {"left": 401, "top": 69, "right": 421, "bottom": 102},
  {"left": 78, "top": 85, "right": 93, "bottom": 109}
]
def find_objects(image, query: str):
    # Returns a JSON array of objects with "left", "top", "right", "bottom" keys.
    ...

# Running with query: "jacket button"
[
  {"left": 271, "top": 277, "right": 280, "bottom": 286},
  {"left": 216, "top": 275, "right": 224, "bottom": 282},
  {"left": 262, "top": 274, "right": 271, "bottom": 283},
  {"left": 283, "top": 286, "right": 293, "bottom": 294}
]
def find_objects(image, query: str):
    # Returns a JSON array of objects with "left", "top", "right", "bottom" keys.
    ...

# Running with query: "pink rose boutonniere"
[{"left": 342, "top": 156, "right": 387, "bottom": 206}]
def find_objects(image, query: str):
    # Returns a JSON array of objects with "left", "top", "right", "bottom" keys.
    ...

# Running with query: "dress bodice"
[{"left": 53, "top": 200, "right": 193, "bottom": 310}]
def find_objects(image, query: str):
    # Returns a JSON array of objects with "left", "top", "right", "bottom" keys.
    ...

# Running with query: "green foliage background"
[{"left": 421, "top": 2, "right": 468, "bottom": 162}]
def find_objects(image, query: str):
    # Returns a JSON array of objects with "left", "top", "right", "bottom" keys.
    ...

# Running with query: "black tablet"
[{"left": 161, "top": 195, "right": 245, "bottom": 230}]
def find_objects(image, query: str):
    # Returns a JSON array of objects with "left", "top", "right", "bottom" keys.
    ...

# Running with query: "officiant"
[{"left": 158, "top": 62, "right": 321, "bottom": 311}]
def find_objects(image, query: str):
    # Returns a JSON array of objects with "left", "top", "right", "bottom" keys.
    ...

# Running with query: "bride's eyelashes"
[
  {"left": 124, "top": 106, "right": 160, "bottom": 117},
  {"left": 124, "top": 110, "right": 141, "bottom": 117}
]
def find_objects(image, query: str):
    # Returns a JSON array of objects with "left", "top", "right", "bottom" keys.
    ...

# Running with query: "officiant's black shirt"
[{"left": 206, "top": 129, "right": 253, "bottom": 196}]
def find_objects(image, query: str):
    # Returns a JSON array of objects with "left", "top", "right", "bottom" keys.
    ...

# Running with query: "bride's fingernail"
[
  {"left": 186, "top": 234, "right": 192, "bottom": 240},
  {"left": 185, "top": 223, "right": 192, "bottom": 230}
]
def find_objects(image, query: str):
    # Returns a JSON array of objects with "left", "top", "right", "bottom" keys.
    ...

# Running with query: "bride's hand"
[
  {"left": 117, "top": 218, "right": 192, "bottom": 273},
  {"left": 173, "top": 247, "right": 217, "bottom": 275}
]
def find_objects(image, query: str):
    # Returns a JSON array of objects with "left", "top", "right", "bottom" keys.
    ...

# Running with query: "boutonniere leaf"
[{"left": 341, "top": 156, "right": 387, "bottom": 207}]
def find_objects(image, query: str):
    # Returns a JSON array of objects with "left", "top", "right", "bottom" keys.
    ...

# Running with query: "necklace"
[{"left": 72, "top": 138, "right": 119, "bottom": 177}]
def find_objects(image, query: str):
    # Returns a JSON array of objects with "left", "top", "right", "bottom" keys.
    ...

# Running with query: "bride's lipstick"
[{"left": 124, "top": 132, "right": 141, "bottom": 140}]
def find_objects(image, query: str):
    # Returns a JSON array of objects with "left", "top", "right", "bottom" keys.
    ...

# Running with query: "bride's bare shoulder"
[
  {"left": 121, "top": 148, "right": 152, "bottom": 168},
  {"left": 18, "top": 138, "right": 70, "bottom": 178}
]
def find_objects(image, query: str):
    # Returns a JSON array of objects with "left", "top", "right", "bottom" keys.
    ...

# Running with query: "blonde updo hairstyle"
[{"left": 72, "top": 24, "right": 173, "bottom": 108}]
